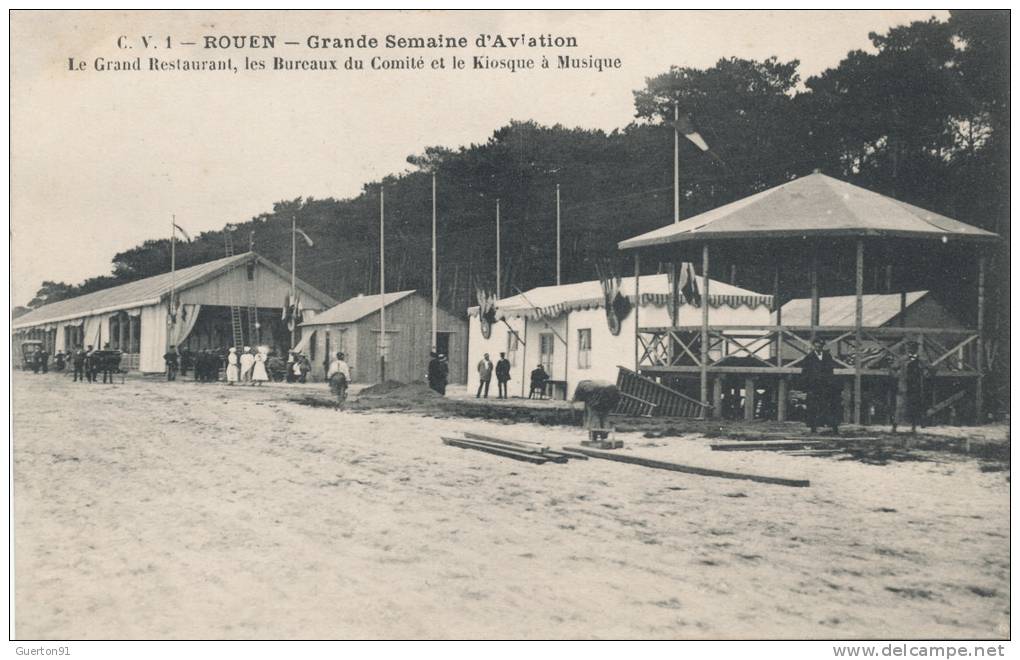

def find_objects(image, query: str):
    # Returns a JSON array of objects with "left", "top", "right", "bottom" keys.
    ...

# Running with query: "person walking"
[
  {"left": 163, "top": 345, "right": 180, "bottom": 381},
  {"left": 495, "top": 352, "right": 511, "bottom": 399},
  {"left": 476, "top": 353, "right": 493, "bottom": 398},
  {"left": 327, "top": 351, "right": 352, "bottom": 405},
  {"left": 801, "top": 337, "right": 840, "bottom": 434},
  {"left": 240, "top": 346, "right": 255, "bottom": 385},
  {"left": 252, "top": 348, "right": 269, "bottom": 386}
]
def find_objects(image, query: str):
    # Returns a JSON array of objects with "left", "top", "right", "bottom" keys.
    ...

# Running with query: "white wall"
[
  {"left": 466, "top": 301, "right": 773, "bottom": 400},
  {"left": 466, "top": 315, "right": 526, "bottom": 396}
]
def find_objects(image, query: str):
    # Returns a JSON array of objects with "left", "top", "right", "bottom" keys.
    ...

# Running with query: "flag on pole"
[
  {"left": 678, "top": 262, "right": 702, "bottom": 306},
  {"left": 282, "top": 293, "right": 290, "bottom": 322},
  {"left": 295, "top": 227, "right": 314, "bottom": 247},
  {"left": 670, "top": 114, "right": 711, "bottom": 152},
  {"left": 172, "top": 222, "right": 192, "bottom": 241}
]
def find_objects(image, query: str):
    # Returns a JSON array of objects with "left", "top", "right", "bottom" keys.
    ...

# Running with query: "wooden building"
[
  {"left": 616, "top": 172, "right": 1000, "bottom": 424},
  {"left": 467, "top": 274, "right": 772, "bottom": 400},
  {"left": 11, "top": 252, "right": 334, "bottom": 373},
  {"left": 298, "top": 290, "right": 468, "bottom": 384}
]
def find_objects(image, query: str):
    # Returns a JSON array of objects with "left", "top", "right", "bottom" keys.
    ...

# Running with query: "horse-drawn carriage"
[
  {"left": 17, "top": 340, "right": 43, "bottom": 370},
  {"left": 91, "top": 350, "right": 124, "bottom": 383}
]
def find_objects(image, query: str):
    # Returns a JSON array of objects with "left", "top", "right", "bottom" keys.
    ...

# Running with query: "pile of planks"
[{"left": 441, "top": 431, "right": 589, "bottom": 465}]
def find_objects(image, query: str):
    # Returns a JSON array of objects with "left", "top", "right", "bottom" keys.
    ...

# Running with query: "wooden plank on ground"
[
  {"left": 563, "top": 446, "right": 810, "bottom": 488},
  {"left": 783, "top": 450, "right": 845, "bottom": 457},
  {"left": 450, "top": 437, "right": 569, "bottom": 464},
  {"left": 442, "top": 437, "right": 550, "bottom": 464},
  {"left": 463, "top": 431, "right": 549, "bottom": 452},
  {"left": 548, "top": 448, "right": 590, "bottom": 460},
  {"left": 711, "top": 440, "right": 825, "bottom": 452}
]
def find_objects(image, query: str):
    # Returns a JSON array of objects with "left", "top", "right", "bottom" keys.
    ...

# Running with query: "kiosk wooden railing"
[{"left": 637, "top": 325, "right": 981, "bottom": 377}]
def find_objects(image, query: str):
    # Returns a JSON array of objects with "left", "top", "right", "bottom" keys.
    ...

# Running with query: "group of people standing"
[
  {"left": 474, "top": 352, "right": 512, "bottom": 399},
  {"left": 162, "top": 345, "right": 270, "bottom": 385},
  {"left": 801, "top": 337, "right": 932, "bottom": 435},
  {"left": 225, "top": 346, "right": 270, "bottom": 386}
]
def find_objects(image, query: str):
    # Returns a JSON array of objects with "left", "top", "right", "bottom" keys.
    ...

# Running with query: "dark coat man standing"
[
  {"left": 893, "top": 341, "right": 932, "bottom": 434},
  {"left": 426, "top": 352, "right": 443, "bottom": 395},
  {"left": 495, "top": 352, "right": 512, "bottom": 399},
  {"left": 801, "top": 338, "right": 840, "bottom": 434},
  {"left": 84, "top": 345, "right": 97, "bottom": 383},
  {"left": 72, "top": 345, "right": 86, "bottom": 382},
  {"left": 164, "top": 345, "right": 180, "bottom": 381}
]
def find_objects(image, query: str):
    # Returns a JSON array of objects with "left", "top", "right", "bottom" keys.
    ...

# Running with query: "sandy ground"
[{"left": 13, "top": 372, "right": 1009, "bottom": 640}]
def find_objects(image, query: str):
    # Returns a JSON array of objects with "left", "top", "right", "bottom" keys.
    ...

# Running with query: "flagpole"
[
  {"left": 556, "top": 184, "right": 561, "bottom": 285},
  {"left": 379, "top": 186, "right": 386, "bottom": 383},
  {"left": 290, "top": 214, "right": 297, "bottom": 348},
  {"left": 674, "top": 100, "right": 680, "bottom": 223},
  {"left": 169, "top": 213, "right": 176, "bottom": 350},
  {"left": 491, "top": 197, "right": 495, "bottom": 297},
  {"left": 431, "top": 172, "right": 437, "bottom": 351}
]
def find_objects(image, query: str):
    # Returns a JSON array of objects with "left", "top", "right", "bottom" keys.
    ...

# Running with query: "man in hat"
[
  {"left": 164, "top": 345, "right": 180, "bottom": 381},
  {"left": 495, "top": 352, "right": 512, "bottom": 399},
  {"left": 800, "top": 337, "right": 840, "bottom": 434},
  {"left": 426, "top": 351, "right": 443, "bottom": 394},
  {"left": 476, "top": 352, "right": 493, "bottom": 398},
  {"left": 437, "top": 354, "right": 449, "bottom": 395},
  {"left": 327, "top": 351, "right": 352, "bottom": 404},
  {"left": 72, "top": 345, "right": 86, "bottom": 382},
  {"left": 893, "top": 340, "right": 933, "bottom": 434}
]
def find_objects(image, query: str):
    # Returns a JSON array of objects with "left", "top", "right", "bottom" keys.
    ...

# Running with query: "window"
[
  {"left": 539, "top": 333, "right": 555, "bottom": 374},
  {"left": 507, "top": 332, "right": 519, "bottom": 366},
  {"left": 246, "top": 262, "right": 255, "bottom": 281},
  {"left": 577, "top": 328, "right": 592, "bottom": 369}
]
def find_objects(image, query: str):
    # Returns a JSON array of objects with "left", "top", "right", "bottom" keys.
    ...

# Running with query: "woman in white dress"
[
  {"left": 226, "top": 347, "right": 239, "bottom": 385},
  {"left": 252, "top": 348, "right": 269, "bottom": 386},
  {"left": 239, "top": 346, "right": 255, "bottom": 384}
]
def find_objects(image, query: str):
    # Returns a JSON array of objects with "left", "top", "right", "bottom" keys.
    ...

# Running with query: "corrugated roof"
[
  {"left": 619, "top": 172, "right": 999, "bottom": 249},
  {"left": 302, "top": 290, "right": 417, "bottom": 326},
  {"left": 774, "top": 291, "right": 928, "bottom": 326},
  {"left": 12, "top": 252, "right": 335, "bottom": 330}
]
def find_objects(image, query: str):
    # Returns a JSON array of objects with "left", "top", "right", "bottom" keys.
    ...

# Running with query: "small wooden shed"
[{"left": 298, "top": 290, "right": 468, "bottom": 384}]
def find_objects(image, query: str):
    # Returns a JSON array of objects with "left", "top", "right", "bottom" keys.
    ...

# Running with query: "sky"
[{"left": 10, "top": 9, "right": 949, "bottom": 306}]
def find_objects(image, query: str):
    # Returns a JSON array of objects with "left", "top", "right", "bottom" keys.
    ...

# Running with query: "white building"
[{"left": 467, "top": 274, "right": 772, "bottom": 399}]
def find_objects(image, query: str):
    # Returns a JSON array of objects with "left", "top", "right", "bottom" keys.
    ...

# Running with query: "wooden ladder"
[
  {"left": 615, "top": 365, "right": 710, "bottom": 418},
  {"left": 224, "top": 232, "right": 245, "bottom": 350}
]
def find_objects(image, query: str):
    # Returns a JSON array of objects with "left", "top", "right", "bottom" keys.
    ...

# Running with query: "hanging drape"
[
  {"left": 54, "top": 325, "right": 66, "bottom": 353},
  {"left": 291, "top": 329, "right": 316, "bottom": 354},
  {"left": 170, "top": 304, "right": 201, "bottom": 348},
  {"left": 82, "top": 316, "right": 103, "bottom": 347},
  {"left": 139, "top": 304, "right": 169, "bottom": 373}
]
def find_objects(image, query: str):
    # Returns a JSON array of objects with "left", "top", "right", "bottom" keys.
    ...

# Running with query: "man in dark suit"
[
  {"left": 72, "top": 345, "right": 86, "bottom": 382},
  {"left": 801, "top": 337, "right": 840, "bottom": 434},
  {"left": 495, "top": 352, "right": 512, "bottom": 399},
  {"left": 426, "top": 352, "right": 443, "bottom": 394},
  {"left": 893, "top": 340, "right": 932, "bottom": 434},
  {"left": 84, "top": 345, "right": 97, "bottom": 383}
]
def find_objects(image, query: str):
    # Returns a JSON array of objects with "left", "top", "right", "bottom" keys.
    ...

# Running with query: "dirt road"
[{"left": 12, "top": 372, "right": 1009, "bottom": 639}]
